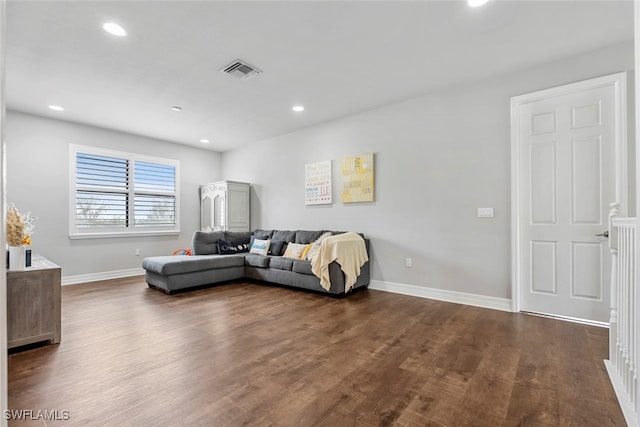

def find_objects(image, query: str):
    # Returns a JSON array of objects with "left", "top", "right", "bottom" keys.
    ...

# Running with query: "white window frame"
[{"left": 69, "top": 144, "right": 181, "bottom": 239}]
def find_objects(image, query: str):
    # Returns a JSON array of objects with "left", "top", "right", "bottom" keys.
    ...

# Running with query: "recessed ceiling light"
[
  {"left": 292, "top": 105, "right": 305, "bottom": 112},
  {"left": 48, "top": 105, "right": 64, "bottom": 111},
  {"left": 102, "top": 22, "right": 127, "bottom": 37},
  {"left": 468, "top": 0, "right": 489, "bottom": 7},
  {"left": 171, "top": 106, "right": 182, "bottom": 112},
  {"left": 200, "top": 139, "right": 210, "bottom": 144}
]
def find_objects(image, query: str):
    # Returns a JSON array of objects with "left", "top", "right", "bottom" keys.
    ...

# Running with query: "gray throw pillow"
[{"left": 268, "top": 240, "right": 287, "bottom": 256}]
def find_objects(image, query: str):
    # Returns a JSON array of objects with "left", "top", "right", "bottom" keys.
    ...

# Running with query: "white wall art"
[{"left": 305, "top": 160, "right": 332, "bottom": 205}]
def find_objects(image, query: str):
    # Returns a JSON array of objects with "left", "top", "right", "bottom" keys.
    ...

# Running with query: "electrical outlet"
[
  {"left": 405, "top": 257, "right": 412, "bottom": 268},
  {"left": 135, "top": 248, "right": 141, "bottom": 256},
  {"left": 477, "top": 208, "right": 494, "bottom": 218}
]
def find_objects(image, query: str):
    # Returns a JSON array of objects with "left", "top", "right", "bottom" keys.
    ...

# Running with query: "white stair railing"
[{"left": 606, "top": 202, "right": 639, "bottom": 425}]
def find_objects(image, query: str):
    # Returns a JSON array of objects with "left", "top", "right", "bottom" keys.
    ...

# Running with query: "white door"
[{"left": 513, "top": 74, "right": 626, "bottom": 323}]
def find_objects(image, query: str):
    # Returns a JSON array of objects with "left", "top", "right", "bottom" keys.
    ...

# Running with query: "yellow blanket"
[{"left": 310, "top": 232, "right": 369, "bottom": 292}]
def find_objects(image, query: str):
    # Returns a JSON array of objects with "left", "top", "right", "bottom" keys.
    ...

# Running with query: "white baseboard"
[
  {"left": 62, "top": 268, "right": 145, "bottom": 286},
  {"left": 63, "top": 272, "right": 511, "bottom": 313},
  {"left": 522, "top": 310, "right": 609, "bottom": 328},
  {"left": 604, "top": 360, "right": 639, "bottom": 427},
  {"left": 369, "top": 280, "right": 513, "bottom": 312}
]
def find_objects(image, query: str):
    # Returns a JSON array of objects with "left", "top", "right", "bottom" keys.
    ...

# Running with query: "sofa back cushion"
[
  {"left": 272, "top": 230, "right": 296, "bottom": 242},
  {"left": 224, "top": 231, "right": 252, "bottom": 242},
  {"left": 295, "top": 230, "right": 324, "bottom": 244},
  {"left": 253, "top": 229, "right": 274, "bottom": 240},
  {"left": 192, "top": 231, "right": 224, "bottom": 255}
]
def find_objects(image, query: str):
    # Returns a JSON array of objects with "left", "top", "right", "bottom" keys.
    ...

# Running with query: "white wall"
[
  {"left": 221, "top": 40, "right": 635, "bottom": 300},
  {"left": 5, "top": 111, "right": 222, "bottom": 279}
]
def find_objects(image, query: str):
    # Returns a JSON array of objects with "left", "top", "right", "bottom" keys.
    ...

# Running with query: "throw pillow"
[
  {"left": 306, "top": 231, "right": 333, "bottom": 260},
  {"left": 283, "top": 242, "right": 312, "bottom": 260},
  {"left": 268, "top": 240, "right": 287, "bottom": 256},
  {"left": 217, "top": 239, "right": 251, "bottom": 255},
  {"left": 301, "top": 244, "right": 312, "bottom": 260},
  {"left": 250, "top": 239, "right": 271, "bottom": 256}
]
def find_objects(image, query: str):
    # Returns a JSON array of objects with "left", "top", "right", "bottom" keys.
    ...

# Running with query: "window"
[{"left": 70, "top": 145, "right": 180, "bottom": 238}]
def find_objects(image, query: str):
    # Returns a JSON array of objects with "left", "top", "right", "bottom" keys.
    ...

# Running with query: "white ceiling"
[{"left": 6, "top": 0, "right": 634, "bottom": 152}]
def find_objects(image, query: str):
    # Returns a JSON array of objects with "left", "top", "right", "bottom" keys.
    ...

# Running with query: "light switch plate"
[{"left": 477, "top": 208, "right": 494, "bottom": 218}]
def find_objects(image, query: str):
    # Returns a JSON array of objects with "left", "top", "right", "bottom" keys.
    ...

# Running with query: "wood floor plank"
[
  {"left": 504, "top": 383, "right": 560, "bottom": 426},
  {"left": 453, "top": 344, "right": 521, "bottom": 426},
  {"left": 7, "top": 278, "right": 626, "bottom": 426}
]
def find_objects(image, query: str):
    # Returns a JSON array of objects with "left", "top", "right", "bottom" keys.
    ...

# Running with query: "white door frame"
[
  {"left": 1, "top": 0, "right": 7, "bottom": 424},
  {"left": 511, "top": 72, "right": 628, "bottom": 314}
]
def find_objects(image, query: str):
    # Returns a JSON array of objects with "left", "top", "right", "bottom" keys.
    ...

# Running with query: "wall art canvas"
[
  {"left": 305, "top": 160, "right": 332, "bottom": 205},
  {"left": 342, "top": 153, "right": 374, "bottom": 203}
]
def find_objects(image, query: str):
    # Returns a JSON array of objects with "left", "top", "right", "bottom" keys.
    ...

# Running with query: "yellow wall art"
[{"left": 341, "top": 153, "right": 374, "bottom": 203}]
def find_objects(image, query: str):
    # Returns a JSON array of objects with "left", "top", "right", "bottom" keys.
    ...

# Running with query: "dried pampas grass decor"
[{"left": 7, "top": 203, "right": 36, "bottom": 246}]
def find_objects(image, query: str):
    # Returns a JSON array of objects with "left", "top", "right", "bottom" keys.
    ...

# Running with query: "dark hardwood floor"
[{"left": 7, "top": 277, "right": 625, "bottom": 426}]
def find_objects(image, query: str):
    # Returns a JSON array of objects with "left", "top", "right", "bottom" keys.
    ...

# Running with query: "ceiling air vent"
[{"left": 221, "top": 59, "right": 262, "bottom": 80}]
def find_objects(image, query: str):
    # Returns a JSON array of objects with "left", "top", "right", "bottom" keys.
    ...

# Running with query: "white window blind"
[
  {"left": 134, "top": 162, "right": 176, "bottom": 227},
  {"left": 70, "top": 145, "right": 180, "bottom": 238}
]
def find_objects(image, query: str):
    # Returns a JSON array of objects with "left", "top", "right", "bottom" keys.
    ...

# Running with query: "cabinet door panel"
[{"left": 7, "top": 261, "right": 61, "bottom": 349}]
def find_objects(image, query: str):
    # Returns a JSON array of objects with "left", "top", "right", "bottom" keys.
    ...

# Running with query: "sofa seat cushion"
[
  {"left": 292, "top": 259, "right": 314, "bottom": 275},
  {"left": 143, "top": 255, "right": 245, "bottom": 276},
  {"left": 269, "top": 257, "right": 294, "bottom": 271},
  {"left": 244, "top": 254, "right": 270, "bottom": 268}
]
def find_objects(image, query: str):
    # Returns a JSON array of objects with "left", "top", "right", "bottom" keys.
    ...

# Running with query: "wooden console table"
[{"left": 7, "top": 254, "right": 61, "bottom": 349}]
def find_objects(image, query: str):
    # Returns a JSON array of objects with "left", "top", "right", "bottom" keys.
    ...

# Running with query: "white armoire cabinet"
[{"left": 200, "top": 181, "right": 250, "bottom": 232}]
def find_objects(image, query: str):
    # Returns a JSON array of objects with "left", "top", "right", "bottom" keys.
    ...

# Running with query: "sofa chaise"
[{"left": 142, "top": 229, "right": 370, "bottom": 295}]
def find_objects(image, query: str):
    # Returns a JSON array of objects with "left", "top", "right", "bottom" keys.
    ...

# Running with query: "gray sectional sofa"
[{"left": 142, "top": 229, "right": 370, "bottom": 295}]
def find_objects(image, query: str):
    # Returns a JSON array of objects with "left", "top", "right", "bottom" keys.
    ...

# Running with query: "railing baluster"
[
  {"left": 626, "top": 226, "right": 631, "bottom": 395},
  {"left": 630, "top": 225, "right": 636, "bottom": 404},
  {"left": 610, "top": 204, "right": 620, "bottom": 377},
  {"left": 632, "top": 225, "right": 636, "bottom": 404},
  {"left": 608, "top": 214, "right": 638, "bottom": 421},
  {"left": 623, "top": 226, "right": 629, "bottom": 392}
]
